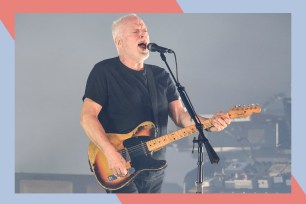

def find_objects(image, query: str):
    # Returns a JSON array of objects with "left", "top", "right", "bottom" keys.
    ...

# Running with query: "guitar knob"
[{"left": 128, "top": 167, "right": 135, "bottom": 175}]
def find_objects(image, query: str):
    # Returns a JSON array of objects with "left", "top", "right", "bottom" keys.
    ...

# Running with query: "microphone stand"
[{"left": 159, "top": 52, "right": 220, "bottom": 193}]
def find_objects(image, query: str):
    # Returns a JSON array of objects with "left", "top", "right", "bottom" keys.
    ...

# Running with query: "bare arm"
[
  {"left": 168, "top": 99, "right": 230, "bottom": 131},
  {"left": 80, "top": 98, "right": 127, "bottom": 176}
]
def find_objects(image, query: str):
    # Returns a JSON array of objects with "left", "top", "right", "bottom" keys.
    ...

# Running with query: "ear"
[{"left": 114, "top": 36, "right": 121, "bottom": 47}]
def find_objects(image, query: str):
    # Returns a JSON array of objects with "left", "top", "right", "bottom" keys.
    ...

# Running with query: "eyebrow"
[{"left": 130, "top": 28, "right": 148, "bottom": 32}]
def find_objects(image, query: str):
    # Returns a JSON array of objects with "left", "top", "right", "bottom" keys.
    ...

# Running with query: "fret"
[
  {"left": 146, "top": 104, "right": 261, "bottom": 152},
  {"left": 146, "top": 124, "right": 200, "bottom": 152}
]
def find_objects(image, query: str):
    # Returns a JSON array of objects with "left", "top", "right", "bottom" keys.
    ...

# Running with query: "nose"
[
  {"left": 140, "top": 32, "right": 145, "bottom": 38},
  {"left": 140, "top": 30, "right": 147, "bottom": 38}
]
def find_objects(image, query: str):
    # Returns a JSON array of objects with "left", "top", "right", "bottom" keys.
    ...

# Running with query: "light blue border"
[
  {"left": 177, "top": 0, "right": 293, "bottom": 12},
  {"left": 0, "top": 20, "right": 15, "bottom": 197},
  {"left": 0, "top": 20, "right": 121, "bottom": 203},
  {"left": 1, "top": 1, "right": 305, "bottom": 202},
  {"left": 177, "top": 0, "right": 306, "bottom": 192}
]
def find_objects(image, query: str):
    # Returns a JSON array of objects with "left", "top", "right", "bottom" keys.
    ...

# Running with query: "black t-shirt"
[{"left": 82, "top": 57, "right": 179, "bottom": 152}]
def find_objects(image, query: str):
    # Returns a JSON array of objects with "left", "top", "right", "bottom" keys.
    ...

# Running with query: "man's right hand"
[{"left": 105, "top": 149, "right": 128, "bottom": 177}]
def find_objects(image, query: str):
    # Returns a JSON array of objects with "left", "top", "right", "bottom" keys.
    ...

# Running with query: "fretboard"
[{"left": 146, "top": 119, "right": 213, "bottom": 152}]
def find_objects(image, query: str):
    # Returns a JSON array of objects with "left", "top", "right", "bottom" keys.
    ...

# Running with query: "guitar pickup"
[
  {"left": 121, "top": 148, "right": 131, "bottom": 162},
  {"left": 108, "top": 167, "right": 135, "bottom": 181}
]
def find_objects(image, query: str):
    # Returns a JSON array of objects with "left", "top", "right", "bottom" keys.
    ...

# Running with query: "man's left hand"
[{"left": 208, "top": 112, "right": 231, "bottom": 132}]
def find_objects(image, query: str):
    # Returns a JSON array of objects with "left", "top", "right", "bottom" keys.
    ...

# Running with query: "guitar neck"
[
  {"left": 146, "top": 119, "right": 213, "bottom": 152},
  {"left": 145, "top": 104, "right": 261, "bottom": 152}
]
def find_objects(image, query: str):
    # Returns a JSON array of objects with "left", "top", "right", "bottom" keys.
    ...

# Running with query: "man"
[{"left": 80, "top": 14, "right": 230, "bottom": 193}]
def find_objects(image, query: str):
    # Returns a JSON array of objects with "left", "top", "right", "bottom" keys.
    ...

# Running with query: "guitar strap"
[{"left": 145, "top": 65, "right": 160, "bottom": 137}]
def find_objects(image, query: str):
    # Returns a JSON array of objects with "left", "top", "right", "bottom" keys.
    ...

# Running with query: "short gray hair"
[{"left": 111, "top": 13, "right": 139, "bottom": 41}]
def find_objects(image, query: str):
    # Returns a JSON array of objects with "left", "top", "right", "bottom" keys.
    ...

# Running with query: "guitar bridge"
[{"left": 108, "top": 167, "right": 135, "bottom": 181}]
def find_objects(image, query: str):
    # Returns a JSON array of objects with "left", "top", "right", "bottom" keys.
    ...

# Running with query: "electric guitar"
[{"left": 88, "top": 104, "right": 261, "bottom": 190}]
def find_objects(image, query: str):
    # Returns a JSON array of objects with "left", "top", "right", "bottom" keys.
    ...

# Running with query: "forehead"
[{"left": 121, "top": 16, "right": 147, "bottom": 29}]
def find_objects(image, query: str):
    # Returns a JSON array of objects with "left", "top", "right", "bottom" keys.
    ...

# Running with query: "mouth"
[{"left": 138, "top": 42, "right": 147, "bottom": 50}]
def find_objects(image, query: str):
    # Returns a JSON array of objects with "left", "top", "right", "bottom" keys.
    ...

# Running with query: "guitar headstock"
[{"left": 228, "top": 104, "right": 261, "bottom": 119}]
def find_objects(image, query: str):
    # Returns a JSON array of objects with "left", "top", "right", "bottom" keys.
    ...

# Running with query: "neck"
[{"left": 119, "top": 55, "right": 144, "bottom": 71}]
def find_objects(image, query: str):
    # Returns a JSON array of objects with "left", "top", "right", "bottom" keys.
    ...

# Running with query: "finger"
[
  {"left": 121, "top": 158, "right": 127, "bottom": 164},
  {"left": 212, "top": 120, "right": 223, "bottom": 131},
  {"left": 213, "top": 112, "right": 225, "bottom": 120},
  {"left": 113, "top": 169, "right": 120, "bottom": 176},
  {"left": 112, "top": 166, "right": 122, "bottom": 175},
  {"left": 221, "top": 113, "right": 231, "bottom": 124},
  {"left": 216, "top": 112, "right": 227, "bottom": 119},
  {"left": 117, "top": 168, "right": 128, "bottom": 177},
  {"left": 214, "top": 119, "right": 228, "bottom": 130},
  {"left": 122, "top": 168, "right": 128, "bottom": 176},
  {"left": 121, "top": 171, "right": 128, "bottom": 177},
  {"left": 215, "top": 113, "right": 230, "bottom": 125},
  {"left": 217, "top": 117, "right": 228, "bottom": 126},
  {"left": 213, "top": 117, "right": 226, "bottom": 127}
]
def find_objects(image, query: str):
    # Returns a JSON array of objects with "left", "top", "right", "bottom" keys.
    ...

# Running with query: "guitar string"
[
  {"left": 124, "top": 126, "right": 215, "bottom": 157},
  {"left": 118, "top": 134, "right": 174, "bottom": 156},
  {"left": 121, "top": 130, "right": 184, "bottom": 154},
  {"left": 114, "top": 108, "right": 255, "bottom": 158},
  {"left": 118, "top": 128, "right": 195, "bottom": 156},
  {"left": 123, "top": 124, "right": 200, "bottom": 155},
  {"left": 126, "top": 128, "right": 195, "bottom": 154}
]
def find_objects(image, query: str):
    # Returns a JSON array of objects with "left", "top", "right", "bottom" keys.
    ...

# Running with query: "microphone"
[{"left": 147, "top": 43, "right": 174, "bottom": 53}]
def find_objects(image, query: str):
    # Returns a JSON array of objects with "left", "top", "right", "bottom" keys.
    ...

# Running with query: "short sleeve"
[
  {"left": 165, "top": 72, "right": 179, "bottom": 103},
  {"left": 82, "top": 64, "right": 108, "bottom": 106}
]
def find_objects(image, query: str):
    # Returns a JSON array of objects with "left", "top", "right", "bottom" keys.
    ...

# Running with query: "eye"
[{"left": 132, "top": 30, "right": 140, "bottom": 34}]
